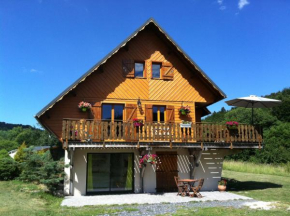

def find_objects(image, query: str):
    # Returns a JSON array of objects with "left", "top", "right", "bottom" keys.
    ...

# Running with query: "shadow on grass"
[{"left": 225, "top": 178, "right": 282, "bottom": 191}]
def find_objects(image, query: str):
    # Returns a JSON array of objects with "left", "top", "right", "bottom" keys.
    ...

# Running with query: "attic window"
[
  {"left": 152, "top": 63, "right": 161, "bottom": 78},
  {"left": 135, "top": 62, "right": 145, "bottom": 77}
]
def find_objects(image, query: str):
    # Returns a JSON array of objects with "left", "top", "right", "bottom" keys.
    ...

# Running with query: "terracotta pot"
[{"left": 218, "top": 185, "right": 226, "bottom": 192}]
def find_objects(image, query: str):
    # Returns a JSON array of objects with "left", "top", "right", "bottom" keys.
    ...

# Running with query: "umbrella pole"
[
  {"left": 252, "top": 107, "right": 253, "bottom": 125},
  {"left": 251, "top": 102, "right": 254, "bottom": 125}
]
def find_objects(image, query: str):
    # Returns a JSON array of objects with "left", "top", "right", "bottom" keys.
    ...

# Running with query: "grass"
[
  {"left": 1, "top": 162, "right": 290, "bottom": 215},
  {"left": 0, "top": 180, "right": 135, "bottom": 216},
  {"left": 223, "top": 160, "right": 290, "bottom": 177},
  {"left": 222, "top": 169, "right": 290, "bottom": 204}
]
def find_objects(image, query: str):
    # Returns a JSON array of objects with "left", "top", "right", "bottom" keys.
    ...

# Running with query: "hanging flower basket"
[
  {"left": 139, "top": 154, "right": 160, "bottom": 169},
  {"left": 78, "top": 101, "right": 92, "bottom": 112},
  {"left": 226, "top": 121, "right": 239, "bottom": 130},
  {"left": 179, "top": 106, "right": 190, "bottom": 116},
  {"left": 133, "top": 118, "right": 144, "bottom": 127}
]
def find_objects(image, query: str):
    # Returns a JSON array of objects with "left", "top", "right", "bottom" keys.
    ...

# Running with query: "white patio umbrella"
[{"left": 225, "top": 95, "right": 282, "bottom": 124}]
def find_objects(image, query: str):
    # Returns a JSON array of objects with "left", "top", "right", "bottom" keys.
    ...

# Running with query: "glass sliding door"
[
  {"left": 87, "top": 153, "right": 134, "bottom": 194},
  {"left": 87, "top": 154, "right": 110, "bottom": 192}
]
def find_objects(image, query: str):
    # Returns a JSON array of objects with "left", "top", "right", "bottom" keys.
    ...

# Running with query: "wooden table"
[{"left": 178, "top": 179, "right": 199, "bottom": 196}]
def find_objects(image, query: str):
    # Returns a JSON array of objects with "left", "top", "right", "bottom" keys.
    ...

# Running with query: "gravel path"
[{"left": 110, "top": 199, "right": 261, "bottom": 216}]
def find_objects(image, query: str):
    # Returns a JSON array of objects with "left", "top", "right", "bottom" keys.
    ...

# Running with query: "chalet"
[{"left": 35, "top": 19, "right": 263, "bottom": 196}]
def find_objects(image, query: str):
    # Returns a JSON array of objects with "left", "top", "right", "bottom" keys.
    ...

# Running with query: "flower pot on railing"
[
  {"left": 226, "top": 121, "right": 239, "bottom": 135},
  {"left": 133, "top": 118, "right": 143, "bottom": 127},
  {"left": 134, "top": 122, "right": 144, "bottom": 127},
  {"left": 227, "top": 125, "right": 238, "bottom": 130}
]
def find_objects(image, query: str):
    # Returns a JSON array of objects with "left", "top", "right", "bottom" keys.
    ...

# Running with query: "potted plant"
[
  {"left": 133, "top": 118, "right": 144, "bottom": 127},
  {"left": 226, "top": 121, "right": 239, "bottom": 130},
  {"left": 78, "top": 101, "right": 92, "bottom": 112},
  {"left": 218, "top": 179, "right": 227, "bottom": 192},
  {"left": 179, "top": 106, "right": 190, "bottom": 116}
]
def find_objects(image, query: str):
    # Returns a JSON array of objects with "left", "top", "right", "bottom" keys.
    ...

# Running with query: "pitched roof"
[{"left": 35, "top": 18, "right": 226, "bottom": 119}]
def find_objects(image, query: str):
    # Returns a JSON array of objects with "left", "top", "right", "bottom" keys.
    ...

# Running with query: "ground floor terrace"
[{"left": 65, "top": 147, "right": 250, "bottom": 196}]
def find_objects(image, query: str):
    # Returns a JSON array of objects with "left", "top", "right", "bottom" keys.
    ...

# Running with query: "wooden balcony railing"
[{"left": 62, "top": 119, "right": 263, "bottom": 144}]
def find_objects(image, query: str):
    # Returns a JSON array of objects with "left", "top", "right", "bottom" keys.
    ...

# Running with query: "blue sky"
[{"left": 1, "top": 0, "right": 290, "bottom": 127}]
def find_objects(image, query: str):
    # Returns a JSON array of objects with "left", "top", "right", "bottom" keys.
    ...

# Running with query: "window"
[
  {"left": 153, "top": 106, "right": 165, "bottom": 122},
  {"left": 87, "top": 153, "right": 134, "bottom": 194},
  {"left": 134, "top": 62, "right": 144, "bottom": 77},
  {"left": 152, "top": 63, "right": 161, "bottom": 78},
  {"left": 102, "top": 104, "right": 124, "bottom": 122}
]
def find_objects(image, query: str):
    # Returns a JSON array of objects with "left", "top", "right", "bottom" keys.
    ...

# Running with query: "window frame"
[
  {"left": 101, "top": 104, "right": 124, "bottom": 122},
  {"left": 151, "top": 62, "right": 162, "bottom": 79},
  {"left": 153, "top": 105, "right": 166, "bottom": 123},
  {"left": 134, "top": 61, "right": 145, "bottom": 78}
]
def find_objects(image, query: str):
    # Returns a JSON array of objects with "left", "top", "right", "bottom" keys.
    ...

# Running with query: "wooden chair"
[
  {"left": 190, "top": 178, "right": 204, "bottom": 198},
  {"left": 174, "top": 176, "right": 187, "bottom": 196}
]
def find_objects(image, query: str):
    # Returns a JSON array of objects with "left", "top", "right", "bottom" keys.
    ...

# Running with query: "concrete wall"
[
  {"left": 194, "top": 149, "right": 235, "bottom": 191},
  {"left": 64, "top": 148, "right": 236, "bottom": 196}
]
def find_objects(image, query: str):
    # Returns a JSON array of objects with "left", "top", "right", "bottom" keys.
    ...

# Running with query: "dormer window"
[
  {"left": 135, "top": 62, "right": 145, "bottom": 77},
  {"left": 152, "top": 63, "right": 161, "bottom": 78}
]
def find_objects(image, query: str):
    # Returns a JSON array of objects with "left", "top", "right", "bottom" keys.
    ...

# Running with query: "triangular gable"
[{"left": 35, "top": 18, "right": 226, "bottom": 119}]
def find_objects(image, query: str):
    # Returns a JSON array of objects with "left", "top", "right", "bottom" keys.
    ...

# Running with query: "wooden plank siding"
[{"left": 39, "top": 28, "right": 218, "bottom": 140}]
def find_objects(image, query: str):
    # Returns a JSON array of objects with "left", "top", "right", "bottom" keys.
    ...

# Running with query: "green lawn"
[{"left": 1, "top": 168, "right": 290, "bottom": 215}]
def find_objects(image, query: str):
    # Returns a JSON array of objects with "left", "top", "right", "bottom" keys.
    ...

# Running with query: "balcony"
[{"left": 62, "top": 118, "right": 263, "bottom": 149}]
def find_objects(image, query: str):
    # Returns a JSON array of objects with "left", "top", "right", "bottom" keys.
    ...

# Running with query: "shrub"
[
  {"left": 0, "top": 157, "right": 20, "bottom": 180},
  {"left": 19, "top": 147, "right": 64, "bottom": 195}
]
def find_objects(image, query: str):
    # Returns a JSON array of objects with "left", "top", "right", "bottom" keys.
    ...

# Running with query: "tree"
[
  {"left": 0, "top": 149, "right": 9, "bottom": 159},
  {"left": 0, "top": 139, "right": 19, "bottom": 152},
  {"left": 256, "top": 122, "right": 290, "bottom": 164},
  {"left": 14, "top": 142, "right": 27, "bottom": 162}
]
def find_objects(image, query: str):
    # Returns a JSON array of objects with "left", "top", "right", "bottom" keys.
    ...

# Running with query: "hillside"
[
  {"left": 0, "top": 122, "right": 35, "bottom": 131},
  {"left": 0, "top": 122, "right": 60, "bottom": 152}
]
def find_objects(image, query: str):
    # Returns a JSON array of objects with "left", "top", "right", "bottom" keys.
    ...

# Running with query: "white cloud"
[
  {"left": 220, "top": 6, "right": 226, "bottom": 10},
  {"left": 23, "top": 68, "right": 42, "bottom": 73},
  {"left": 238, "top": 0, "right": 250, "bottom": 10},
  {"left": 217, "top": 0, "right": 223, "bottom": 5}
]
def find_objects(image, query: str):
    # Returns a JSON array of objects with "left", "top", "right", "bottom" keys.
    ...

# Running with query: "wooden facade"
[{"left": 36, "top": 19, "right": 262, "bottom": 149}]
